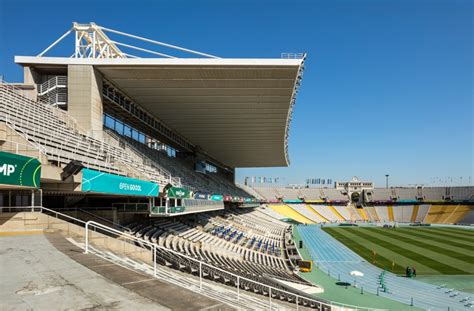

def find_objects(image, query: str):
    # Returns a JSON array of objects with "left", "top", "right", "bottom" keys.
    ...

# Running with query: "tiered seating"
[
  {"left": 363, "top": 206, "right": 380, "bottom": 222},
  {"left": 345, "top": 204, "right": 363, "bottom": 221},
  {"left": 200, "top": 213, "right": 284, "bottom": 257},
  {"left": 371, "top": 188, "right": 393, "bottom": 201},
  {"left": 288, "top": 205, "right": 323, "bottom": 223},
  {"left": 414, "top": 204, "right": 429, "bottom": 222},
  {"left": 310, "top": 205, "right": 340, "bottom": 222},
  {"left": 321, "top": 188, "right": 348, "bottom": 201},
  {"left": 124, "top": 209, "right": 325, "bottom": 307},
  {"left": 374, "top": 206, "right": 389, "bottom": 222},
  {"left": 258, "top": 205, "right": 286, "bottom": 220},
  {"left": 253, "top": 187, "right": 281, "bottom": 201},
  {"left": 268, "top": 204, "right": 315, "bottom": 224},
  {"left": 392, "top": 205, "right": 414, "bottom": 222},
  {"left": 422, "top": 188, "right": 445, "bottom": 201},
  {"left": 236, "top": 183, "right": 265, "bottom": 201},
  {"left": 424, "top": 205, "right": 472, "bottom": 224},
  {"left": 105, "top": 129, "right": 248, "bottom": 196},
  {"left": 298, "top": 188, "right": 321, "bottom": 200},
  {"left": 277, "top": 188, "right": 299, "bottom": 200},
  {"left": 251, "top": 185, "right": 473, "bottom": 203},
  {"left": 0, "top": 85, "right": 171, "bottom": 186},
  {"left": 396, "top": 188, "right": 418, "bottom": 201},
  {"left": 0, "top": 84, "right": 252, "bottom": 197},
  {"left": 333, "top": 205, "right": 351, "bottom": 220},
  {"left": 450, "top": 187, "right": 474, "bottom": 201}
]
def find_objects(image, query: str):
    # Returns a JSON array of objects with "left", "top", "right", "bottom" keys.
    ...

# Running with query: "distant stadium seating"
[
  {"left": 288, "top": 204, "right": 322, "bottom": 223},
  {"left": 424, "top": 205, "right": 471, "bottom": 224},
  {"left": 451, "top": 186, "right": 474, "bottom": 201},
  {"left": 396, "top": 188, "right": 418, "bottom": 201},
  {"left": 265, "top": 202, "right": 472, "bottom": 225},
  {"left": 268, "top": 205, "right": 315, "bottom": 224},
  {"left": 250, "top": 185, "right": 473, "bottom": 204}
]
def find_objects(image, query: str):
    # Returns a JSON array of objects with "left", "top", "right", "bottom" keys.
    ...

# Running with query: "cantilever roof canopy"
[{"left": 15, "top": 56, "right": 304, "bottom": 168}]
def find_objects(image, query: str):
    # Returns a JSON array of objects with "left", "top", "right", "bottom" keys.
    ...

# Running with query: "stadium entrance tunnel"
[
  {"left": 0, "top": 189, "right": 42, "bottom": 208},
  {"left": 350, "top": 192, "right": 360, "bottom": 203}
]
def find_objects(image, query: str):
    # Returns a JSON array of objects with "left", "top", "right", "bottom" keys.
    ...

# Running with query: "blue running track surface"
[{"left": 297, "top": 225, "right": 474, "bottom": 311}]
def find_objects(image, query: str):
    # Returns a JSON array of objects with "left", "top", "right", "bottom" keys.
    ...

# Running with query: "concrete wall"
[
  {"left": 0, "top": 212, "right": 49, "bottom": 231},
  {"left": 0, "top": 211, "right": 152, "bottom": 264},
  {"left": 22, "top": 66, "right": 40, "bottom": 101},
  {"left": 67, "top": 65, "right": 104, "bottom": 139}
]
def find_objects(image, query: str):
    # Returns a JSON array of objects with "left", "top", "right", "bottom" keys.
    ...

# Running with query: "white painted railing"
[
  {"left": 1, "top": 206, "right": 386, "bottom": 310},
  {"left": 84, "top": 220, "right": 330, "bottom": 311},
  {"left": 37, "top": 76, "right": 67, "bottom": 95}
]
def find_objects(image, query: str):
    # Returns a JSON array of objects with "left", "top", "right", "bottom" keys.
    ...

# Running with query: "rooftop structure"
[{"left": 14, "top": 22, "right": 306, "bottom": 168}]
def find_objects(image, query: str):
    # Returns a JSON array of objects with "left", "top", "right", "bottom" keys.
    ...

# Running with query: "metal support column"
[
  {"left": 84, "top": 222, "right": 89, "bottom": 254},
  {"left": 199, "top": 262, "right": 202, "bottom": 289},
  {"left": 153, "top": 244, "right": 157, "bottom": 276}
]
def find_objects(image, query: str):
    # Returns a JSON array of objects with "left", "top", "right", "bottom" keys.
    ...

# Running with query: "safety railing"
[
  {"left": 43, "top": 92, "right": 67, "bottom": 106},
  {"left": 37, "top": 76, "right": 67, "bottom": 95},
  {"left": 84, "top": 220, "right": 334, "bottom": 311},
  {"left": 111, "top": 202, "right": 149, "bottom": 213},
  {"left": 102, "top": 129, "right": 177, "bottom": 186},
  {"left": 56, "top": 207, "right": 128, "bottom": 230},
  {"left": 0, "top": 206, "right": 387, "bottom": 310},
  {"left": 0, "top": 206, "right": 86, "bottom": 228},
  {"left": 0, "top": 83, "right": 177, "bottom": 185},
  {"left": 281, "top": 53, "right": 305, "bottom": 59},
  {"left": 0, "top": 139, "right": 43, "bottom": 159}
]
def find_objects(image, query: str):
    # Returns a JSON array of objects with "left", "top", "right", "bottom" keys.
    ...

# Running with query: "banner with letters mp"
[{"left": 0, "top": 151, "right": 41, "bottom": 188}]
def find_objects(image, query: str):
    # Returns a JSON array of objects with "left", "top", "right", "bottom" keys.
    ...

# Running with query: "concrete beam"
[{"left": 67, "top": 65, "right": 104, "bottom": 139}]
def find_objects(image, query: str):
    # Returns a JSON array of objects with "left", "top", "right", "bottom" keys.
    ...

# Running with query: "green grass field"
[{"left": 322, "top": 226, "right": 474, "bottom": 276}]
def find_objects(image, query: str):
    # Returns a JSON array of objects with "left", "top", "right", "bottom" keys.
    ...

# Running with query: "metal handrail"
[
  {"left": 1, "top": 83, "right": 176, "bottom": 184},
  {"left": 85, "top": 220, "right": 386, "bottom": 311},
  {"left": 0, "top": 138, "right": 43, "bottom": 159},
  {"left": 85, "top": 220, "right": 325, "bottom": 310},
  {"left": 1, "top": 206, "right": 386, "bottom": 310}
]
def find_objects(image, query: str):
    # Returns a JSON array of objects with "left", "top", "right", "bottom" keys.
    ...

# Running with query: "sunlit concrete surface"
[
  {"left": 0, "top": 232, "right": 167, "bottom": 310},
  {"left": 0, "top": 232, "right": 229, "bottom": 311}
]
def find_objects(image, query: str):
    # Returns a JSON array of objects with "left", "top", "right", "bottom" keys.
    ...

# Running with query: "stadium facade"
[{"left": 1, "top": 22, "right": 305, "bottom": 216}]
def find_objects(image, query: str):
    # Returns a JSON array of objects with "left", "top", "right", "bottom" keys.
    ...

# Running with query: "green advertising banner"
[
  {"left": 82, "top": 168, "right": 159, "bottom": 196},
  {"left": 0, "top": 151, "right": 41, "bottom": 188},
  {"left": 167, "top": 186, "right": 190, "bottom": 199},
  {"left": 210, "top": 194, "right": 223, "bottom": 201}
]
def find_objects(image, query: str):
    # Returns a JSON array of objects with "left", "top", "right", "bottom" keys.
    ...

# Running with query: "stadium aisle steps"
[
  {"left": 357, "top": 207, "right": 369, "bottom": 221},
  {"left": 328, "top": 205, "right": 345, "bottom": 221},
  {"left": 364, "top": 206, "right": 380, "bottom": 222},
  {"left": 269, "top": 205, "right": 315, "bottom": 224},
  {"left": 387, "top": 205, "right": 395, "bottom": 221},
  {"left": 305, "top": 205, "right": 328, "bottom": 222},
  {"left": 410, "top": 205, "right": 419, "bottom": 223}
]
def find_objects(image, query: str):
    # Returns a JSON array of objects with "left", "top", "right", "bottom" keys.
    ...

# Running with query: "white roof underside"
[{"left": 15, "top": 56, "right": 304, "bottom": 168}]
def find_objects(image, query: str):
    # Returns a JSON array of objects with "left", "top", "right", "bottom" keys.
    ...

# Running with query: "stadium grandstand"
[
  {"left": 251, "top": 177, "right": 474, "bottom": 225},
  {"left": 1, "top": 22, "right": 473, "bottom": 311}
]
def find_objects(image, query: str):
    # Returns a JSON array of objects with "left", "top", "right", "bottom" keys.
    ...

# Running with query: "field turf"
[{"left": 322, "top": 226, "right": 474, "bottom": 275}]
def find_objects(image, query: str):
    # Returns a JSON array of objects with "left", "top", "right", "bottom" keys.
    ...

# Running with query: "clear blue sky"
[{"left": 0, "top": 0, "right": 472, "bottom": 187}]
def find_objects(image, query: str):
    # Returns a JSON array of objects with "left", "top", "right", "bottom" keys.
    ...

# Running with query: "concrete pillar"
[
  {"left": 67, "top": 65, "right": 103, "bottom": 139},
  {"left": 23, "top": 66, "right": 40, "bottom": 101}
]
